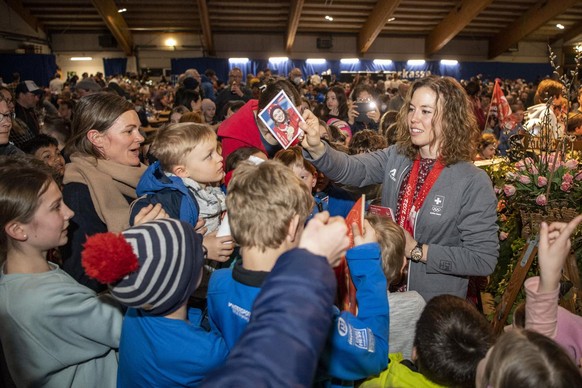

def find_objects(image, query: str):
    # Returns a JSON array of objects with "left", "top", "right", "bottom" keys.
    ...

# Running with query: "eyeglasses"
[{"left": 0, "top": 112, "right": 15, "bottom": 123}]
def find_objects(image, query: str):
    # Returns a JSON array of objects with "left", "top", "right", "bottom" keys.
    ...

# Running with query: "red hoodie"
[{"left": 217, "top": 99, "right": 264, "bottom": 163}]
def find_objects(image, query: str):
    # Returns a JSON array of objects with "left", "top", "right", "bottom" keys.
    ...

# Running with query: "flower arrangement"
[
  {"left": 484, "top": 46, "right": 582, "bottom": 321},
  {"left": 502, "top": 153, "right": 582, "bottom": 212}
]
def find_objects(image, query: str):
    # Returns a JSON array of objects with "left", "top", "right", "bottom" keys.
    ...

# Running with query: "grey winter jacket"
[{"left": 305, "top": 143, "right": 499, "bottom": 301}]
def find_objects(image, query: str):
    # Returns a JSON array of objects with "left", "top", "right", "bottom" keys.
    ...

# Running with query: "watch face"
[{"left": 411, "top": 247, "right": 422, "bottom": 262}]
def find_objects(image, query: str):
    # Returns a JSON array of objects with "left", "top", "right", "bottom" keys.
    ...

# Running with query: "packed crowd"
[{"left": 0, "top": 65, "right": 581, "bottom": 388}]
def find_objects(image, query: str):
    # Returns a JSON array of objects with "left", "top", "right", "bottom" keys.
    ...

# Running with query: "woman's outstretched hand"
[{"left": 300, "top": 109, "right": 326, "bottom": 159}]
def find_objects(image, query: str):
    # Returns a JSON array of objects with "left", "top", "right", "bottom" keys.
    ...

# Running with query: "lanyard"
[{"left": 397, "top": 157, "right": 445, "bottom": 236}]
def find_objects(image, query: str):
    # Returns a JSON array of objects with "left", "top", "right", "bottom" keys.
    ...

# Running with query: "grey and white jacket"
[{"left": 305, "top": 143, "right": 499, "bottom": 301}]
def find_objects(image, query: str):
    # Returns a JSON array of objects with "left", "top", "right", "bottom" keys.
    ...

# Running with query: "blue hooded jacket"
[{"left": 130, "top": 161, "right": 199, "bottom": 226}]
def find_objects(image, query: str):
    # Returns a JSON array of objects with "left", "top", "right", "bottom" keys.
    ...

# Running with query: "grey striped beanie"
[{"left": 83, "top": 218, "right": 204, "bottom": 316}]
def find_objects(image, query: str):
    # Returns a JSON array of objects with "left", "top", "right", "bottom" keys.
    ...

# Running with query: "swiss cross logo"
[{"left": 430, "top": 195, "right": 444, "bottom": 216}]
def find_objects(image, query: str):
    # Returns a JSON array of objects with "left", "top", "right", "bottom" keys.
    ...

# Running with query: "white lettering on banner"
[{"left": 397, "top": 70, "right": 432, "bottom": 80}]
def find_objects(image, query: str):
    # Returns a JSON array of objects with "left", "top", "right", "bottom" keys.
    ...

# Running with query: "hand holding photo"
[{"left": 258, "top": 90, "right": 305, "bottom": 149}]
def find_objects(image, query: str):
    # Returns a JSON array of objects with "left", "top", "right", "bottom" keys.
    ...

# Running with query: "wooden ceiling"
[{"left": 8, "top": 0, "right": 582, "bottom": 58}]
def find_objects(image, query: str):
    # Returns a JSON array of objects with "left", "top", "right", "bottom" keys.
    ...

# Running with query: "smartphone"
[
  {"left": 355, "top": 101, "right": 376, "bottom": 122},
  {"left": 231, "top": 81, "right": 237, "bottom": 94}
]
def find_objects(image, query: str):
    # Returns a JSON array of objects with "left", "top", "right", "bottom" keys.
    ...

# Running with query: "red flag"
[{"left": 488, "top": 79, "right": 512, "bottom": 126}]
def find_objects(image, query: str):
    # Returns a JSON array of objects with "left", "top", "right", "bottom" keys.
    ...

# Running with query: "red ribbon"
[{"left": 398, "top": 157, "right": 445, "bottom": 236}]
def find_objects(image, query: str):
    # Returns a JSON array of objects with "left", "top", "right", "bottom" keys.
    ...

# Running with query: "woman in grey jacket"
[{"left": 302, "top": 75, "right": 499, "bottom": 301}]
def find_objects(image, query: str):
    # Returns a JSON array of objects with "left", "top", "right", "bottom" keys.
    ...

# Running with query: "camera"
[{"left": 355, "top": 101, "right": 376, "bottom": 123}]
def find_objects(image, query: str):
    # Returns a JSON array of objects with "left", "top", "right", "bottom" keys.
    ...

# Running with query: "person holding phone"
[{"left": 348, "top": 84, "right": 381, "bottom": 134}]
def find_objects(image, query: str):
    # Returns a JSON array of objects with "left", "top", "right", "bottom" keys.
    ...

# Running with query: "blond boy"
[
  {"left": 130, "top": 122, "right": 233, "bottom": 262},
  {"left": 207, "top": 160, "right": 389, "bottom": 383}
]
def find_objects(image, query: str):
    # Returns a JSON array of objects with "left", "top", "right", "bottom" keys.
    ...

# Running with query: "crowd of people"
[{"left": 0, "top": 65, "right": 581, "bottom": 388}]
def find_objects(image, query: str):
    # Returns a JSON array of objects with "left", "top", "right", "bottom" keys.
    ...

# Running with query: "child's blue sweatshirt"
[
  {"left": 207, "top": 242, "right": 389, "bottom": 382},
  {"left": 129, "top": 161, "right": 199, "bottom": 226}
]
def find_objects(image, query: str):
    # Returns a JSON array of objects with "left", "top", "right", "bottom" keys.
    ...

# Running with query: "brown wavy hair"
[{"left": 395, "top": 76, "right": 480, "bottom": 166}]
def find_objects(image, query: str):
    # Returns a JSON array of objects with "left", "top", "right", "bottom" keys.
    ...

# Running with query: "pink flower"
[
  {"left": 527, "top": 165, "right": 539, "bottom": 175},
  {"left": 561, "top": 181, "right": 572, "bottom": 192},
  {"left": 535, "top": 194, "right": 547, "bottom": 206},
  {"left": 564, "top": 159, "right": 578, "bottom": 170},
  {"left": 518, "top": 175, "right": 531, "bottom": 184},
  {"left": 506, "top": 172, "right": 518, "bottom": 181},
  {"left": 515, "top": 161, "right": 525, "bottom": 171},
  {"left": 537, "top": 176, "right": 548, "bottom": 187},
  {"left": 499, "top": 231, "right": 508, "bottom": 241},
  {"left": 576, "top": 172, "right": 582, "bottom": 181},
  {"left": 563, "top": 173, "right": 573, "bottom": 183},
  {"left": 548, "top": 162, "right": 560, "bottom": 172},
  {"left": 494, "top": 186, "right": 501, "bottom": 194},
  {"left": 503, "top": 184, "right": 516, "bottom": 196}
]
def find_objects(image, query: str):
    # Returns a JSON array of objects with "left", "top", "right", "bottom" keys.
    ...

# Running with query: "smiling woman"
[
  {"left": 61, "top": 93, "right": 167, "bottom": 292},
  {"left": 303, "top": 75, "right": 499, "bottom": 301}
]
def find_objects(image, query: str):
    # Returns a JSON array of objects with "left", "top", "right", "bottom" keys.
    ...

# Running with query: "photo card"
[{"left": 258, "top": 90, "right": 305, "bottom": 149}]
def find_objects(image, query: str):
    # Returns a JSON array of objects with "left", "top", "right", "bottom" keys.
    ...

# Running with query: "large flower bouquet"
[{"left": 502, "top": 153, "right": 582, "bottom": 212}]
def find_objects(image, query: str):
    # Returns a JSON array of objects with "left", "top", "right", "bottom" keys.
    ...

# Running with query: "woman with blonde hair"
[{"left": 302, "top": 75, "right": 498, "bottom": 300}]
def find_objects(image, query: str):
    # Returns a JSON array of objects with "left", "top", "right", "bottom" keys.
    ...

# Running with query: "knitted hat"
[
  {"left": 81, "top": 219, "right": 204, "bottom": 316},
  {"left": 327, "top": 118, "right": 352, "bottom": 139}
]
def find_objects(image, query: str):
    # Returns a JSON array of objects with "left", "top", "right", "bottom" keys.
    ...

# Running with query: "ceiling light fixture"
[
  {"left": 165, "top": 38, "right": 177, "bottom": 47},
  {"left": 228, "top": 57, "right": 249, "bottom": 63},
  {"left": 269, "top": 57, "right": 289, "bottom": 63},
  {"left": 70, "top": 57, "right": 93, "bottom": 61},
  {"left": 325, "top": 15, "right": 334, "bottom": 21},
  {"left": 306, "top": 58, "right": 326, "bottom": 64},
  {"left": 340, "top": 58, "right": 359, "bottom": 64},
  {"left": 407, "top": 59, "right": 426, "bottom": 66},
  {"left": 373, "top": 59, "right": 392, "bottom": 65},
  {"left": 440, "top": 59, "right": 458, "bottom": 66},
  {"left": 118, "top": 8, "right": 127, "bottom": 13},
  {"left": 556, "top": 23, "right": 565, "bottom": 29},
  {"left": 387, "top": 17, "right": 395, "bottom": 22}
]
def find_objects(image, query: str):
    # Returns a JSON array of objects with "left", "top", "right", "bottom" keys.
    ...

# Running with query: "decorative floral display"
[{"left": 500, "top": 153, "right": 582, "bottom": 212}]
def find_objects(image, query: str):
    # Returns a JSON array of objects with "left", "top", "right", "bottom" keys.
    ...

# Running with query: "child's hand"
[
  {"left": 203, "top": 231, "right": 235, "bottom": 263},
  {"left": 300, "top": 109, "right": 326, "bottom": 159},
  {"left": 194, "top": 218, "right": 207, "bottom": 236},
  {"left": 352, "top": 220, "right": 377, "bottom": 246},
  {"left": 538, "top": 214, "right": 582, "bottom": 293},
  {"left": 134, "top": 203, "right": 168, "bottom": 226},
  {"left": 299, "top": 211, "right": 349, "bottom": 267}
]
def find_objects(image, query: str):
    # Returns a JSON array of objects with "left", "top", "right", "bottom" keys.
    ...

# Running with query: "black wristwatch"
[{"left": 410, "top": 242, "right": 424, "bottom": 262}]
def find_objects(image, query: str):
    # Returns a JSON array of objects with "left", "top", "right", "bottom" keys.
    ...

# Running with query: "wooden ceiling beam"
[
  {"left": 197, "top": 0, "right": 215, "bottom": 56},
  {"left": 286, "top": 0, "right": 305, "bottom": 53},
  {"left": 90, "top": 0, "right": 134, "bottom": 56},
  {"left": 5, "top": 0, "right": 44, "bottom": 33},
  {"left": 488, "top": 0, "right": 579, "bottom": 59},
  {"left": 358, "top": 0, "right": 402, "bottom": 55},
  {"left": 425, "top": 0, "right": 494, "bottom": 56}
]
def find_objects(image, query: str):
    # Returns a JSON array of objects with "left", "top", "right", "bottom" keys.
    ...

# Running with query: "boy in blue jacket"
[
  {"left": 206, "top": 160, "right": 389, "bottom": 384},
  {"left": 130, "top": 122, "right": 234, "bottom": 262},
  {"left": 82, "top": 219, "right": 229, "bottom": 387}
]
